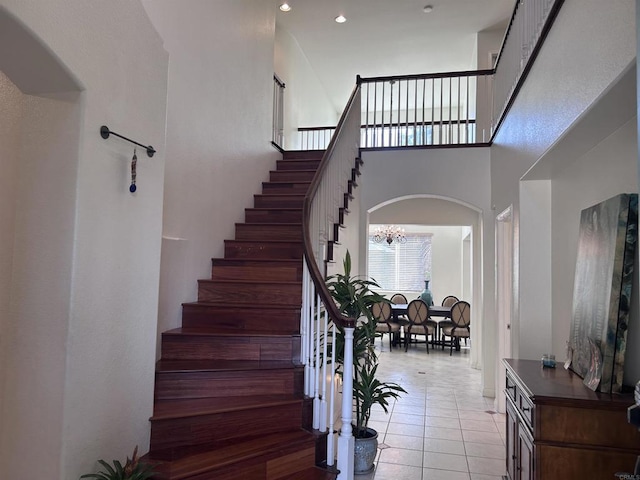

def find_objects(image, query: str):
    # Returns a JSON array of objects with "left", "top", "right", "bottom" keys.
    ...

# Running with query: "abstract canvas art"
[{"left": 569, "top": 193, "right": 637, "bottom": 393}]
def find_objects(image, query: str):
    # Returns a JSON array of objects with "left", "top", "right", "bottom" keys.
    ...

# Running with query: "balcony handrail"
[{"left": 358, "top": 68, "right": 494, "bottom": 83}]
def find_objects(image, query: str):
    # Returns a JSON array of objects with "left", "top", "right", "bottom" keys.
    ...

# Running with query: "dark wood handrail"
[
  {"left": 302, "top": 82, "right": 362, "bottom": 330},
  {"left": 358, "top": 68, "right": 494, "bottom": 84}
]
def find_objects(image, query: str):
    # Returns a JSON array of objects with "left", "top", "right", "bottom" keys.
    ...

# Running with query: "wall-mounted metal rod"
[{"left": 100, "top": 125, "right": 156, "bottom": 157}]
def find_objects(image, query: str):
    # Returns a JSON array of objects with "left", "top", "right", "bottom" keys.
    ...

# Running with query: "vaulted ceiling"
[{"left": 276, "top": 0, "right": 513, "bottom": 111}]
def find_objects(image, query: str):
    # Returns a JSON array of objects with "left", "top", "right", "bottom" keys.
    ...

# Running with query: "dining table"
[{"left": 390, "top": 303, "right": 452, "bottom": 348}]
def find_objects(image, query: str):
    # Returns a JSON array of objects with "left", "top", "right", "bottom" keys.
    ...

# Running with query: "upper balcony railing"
[{"left": 290, "top": 0, "right": 564, "bottom": 151}]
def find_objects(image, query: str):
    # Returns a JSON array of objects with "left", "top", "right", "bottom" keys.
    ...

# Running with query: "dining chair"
[
  {"left": 436, "top": 296, "right": 458, "bottom": 348},
  {"left": 371, "top": 301, "right": 401, "bottom": 351},
  {"left": 440, "top": 300, "right": 471, "bottom": 355},
  {"left": 404, "top": 299, "right": 437, "bottom": 353},
  {"left": 390, "top": 293, "right": 409, "bottom": 323},
  {"left": 441, "top": 295, "right": 459, "bottom": 307}
]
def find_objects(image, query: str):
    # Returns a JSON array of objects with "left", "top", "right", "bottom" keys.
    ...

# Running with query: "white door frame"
[{"left": 495, "top": 205, "right": 514, "bottom": 413}]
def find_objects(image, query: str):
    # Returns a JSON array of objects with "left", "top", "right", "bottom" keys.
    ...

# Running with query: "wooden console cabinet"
[{"left": 504, "top": 358, "right": 640, "bottom": 480}]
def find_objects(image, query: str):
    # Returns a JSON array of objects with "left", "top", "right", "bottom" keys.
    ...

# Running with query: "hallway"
[{"left": 359, "top": 341, "right": 506, "bottom": 479}]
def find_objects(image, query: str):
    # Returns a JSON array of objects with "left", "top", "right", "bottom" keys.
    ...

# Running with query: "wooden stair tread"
[
  {"left": 163, "top": 327, "right": 299, "bottom": 338},
  {"left": 198, "top": 278, "right": 301, "bottom": 286},
  {"left": 224, "top": 238, "right": 302, "bottom": 244},
  {"left": 211, "top": 258, "right": 301, "bottom": 266},
  {"left": 156, "top": 359, "right": 298, "bottom": 373},
  {"left": 151, "top": 394, "right": 301, "bottom": 420},
  {"left": 182, "top": 302, "right": 299, "bottom": 311},
  {"left": 151, "top": 430, "right": 315, "bottom": 479}
]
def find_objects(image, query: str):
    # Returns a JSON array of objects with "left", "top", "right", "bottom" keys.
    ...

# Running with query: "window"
[{"left": 368, "top": 232, "right": 432, "bottom": 291}]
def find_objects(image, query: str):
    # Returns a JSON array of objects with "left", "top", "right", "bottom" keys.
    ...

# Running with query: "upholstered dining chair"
[
  {"left": 371, "top": 301, "right": 401, "bottom": 350},
  {"left": 441, "top": 295, "right": 459, "bottom": 307},
  {"left": 390, "top": 293, "right": 408, "bottom": 304},
  {"left": 437, "top": 295, "right": 459, "bottom": 348},
  {"left": 404, "top": 299, "right": 437, "bottom": 353},
  {"left": 390, "top": 293, "right": 409, "bottom": 323},
  {"left": 440, "top": 300, "right": 471, "bottom": 355}
]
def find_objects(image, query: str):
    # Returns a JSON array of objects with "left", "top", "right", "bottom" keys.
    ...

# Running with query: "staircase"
[{"left": 145, "top": 150, "right": 337, "bottom": 480}]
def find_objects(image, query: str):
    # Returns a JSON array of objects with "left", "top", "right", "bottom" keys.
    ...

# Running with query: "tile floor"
[{"left": 357, "top": 340, "right": 507, "bottom": 480}]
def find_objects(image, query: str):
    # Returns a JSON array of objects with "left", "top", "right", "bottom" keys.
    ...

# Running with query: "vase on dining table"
[{"left": 420, "top": 279, "right": 434, "bottom": 306}]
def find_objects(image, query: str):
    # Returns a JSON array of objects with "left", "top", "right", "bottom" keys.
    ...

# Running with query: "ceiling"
[{"left": 275, "top": 0, "right": 514, "bottom": 112}]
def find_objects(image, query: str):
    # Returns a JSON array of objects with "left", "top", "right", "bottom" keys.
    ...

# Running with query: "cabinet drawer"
[
  {"left": 517, "top": 389, "right": 534, "bottom": 430},
  {"left": 505, "top": 371, "right": 517, "bottom": 402}
]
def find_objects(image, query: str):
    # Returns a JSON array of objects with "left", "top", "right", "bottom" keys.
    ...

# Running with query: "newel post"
[{"left": 337, "top": 326, "right": 354, "bottom": 480}]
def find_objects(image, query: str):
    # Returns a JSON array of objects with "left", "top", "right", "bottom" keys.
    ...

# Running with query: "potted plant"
[
  {"left": 80, "top": 446, "right": 156, "bottom": 480},
  {"left": 326, "top": 251, "right": 406, "bottom": 474}
]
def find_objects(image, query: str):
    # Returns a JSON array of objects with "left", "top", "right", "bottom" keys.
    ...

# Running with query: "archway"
[
  {"left": 365, "top": 194, "right": 484, "bottom": 370},
  {"left": 0, "top": 6, "right": 82, "bottom": 476}
]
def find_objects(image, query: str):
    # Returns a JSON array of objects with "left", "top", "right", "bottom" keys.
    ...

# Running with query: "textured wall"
[
  {"left": 142, "top": 0, "right": 282, "bottom": 346},
  {"left": 0, "top": 1, "right": 168, "bottom": 478}
]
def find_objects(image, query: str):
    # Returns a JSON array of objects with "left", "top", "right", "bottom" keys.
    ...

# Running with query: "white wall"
[
  {"left": 551, "top": 118, "right": 639, "bottom": 384},
  {"left": 0, "top": 69, "right": 22, "bottom": 456},
  {"left": 490, "top": 0, "right": 636, "bottom": 360},
  {"left": 360, "top": 147, "right": 495, "bottom": 395},
  {"left": 0, "top": 1, "right": 168, "bottom": 478},
  {"left": 142, "top": 0, "right": 282, "bottom": 344},
  {"left": 274, "top": 26, "right": 338, "bottom": 150}
]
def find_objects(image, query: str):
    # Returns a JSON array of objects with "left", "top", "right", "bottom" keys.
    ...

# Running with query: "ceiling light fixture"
[
  {"left": 279, "top": 3, "right": 291, "bottom": 12},
  {"left": 335, "top": 15, "right": 347, "bottom": 23},
  {"left": 423, "top": 5, "right": 434, "bottom": 13},
  {"left": 372, "top": 225, "right": 407, "bottom": 245}
]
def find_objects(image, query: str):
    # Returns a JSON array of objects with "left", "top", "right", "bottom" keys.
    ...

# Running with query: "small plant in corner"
[{"left": 80, "top": 446, "right": 156, "bottom": 480}]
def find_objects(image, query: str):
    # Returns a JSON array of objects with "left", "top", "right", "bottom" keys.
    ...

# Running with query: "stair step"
[
  {"left": 282, "top": 150, "right": 325, "bottom": 160},
  {"left": 269, "top": 170, "right": 316, "bottom": 182},
  {"left": 154, "top": 360, "right": 303, "bottom": 400},
  {"left": 235, "top": 223, "right": 302, "bottom": 242},
  {"left": 160, "top": 328, "right": 300, "bottom": 362},
  {"left": 245, "top": 207, "right": 302, "bottom": 224},
  {"left": 262, "top": 181, "right": 311, "bottom": 194},
  {"left": 151, "top": 394, "right": 302, "bottom": 421},
  {"left": 276, "top": 159, "right": 321, "bottom": 171},
  {"left": 149, "top": 396, "right": 304, "bottom": 460},
  {"left": 181, "top": 302, "right": 300, "bottom": 332},
  {"left": 254, "top": 194, "right": 305, "bottom": 208},
  {"left": 197, "top": 279, "right": 301, "bottom": 306},
  {"left": 211, "top": 258, "right": 302, "bottom": 282},
  {"left": 147, "top": 430, "right": 317, "bottom": 480},
  {"left": 224, "top": 239, "right": 303, "bottom": 260}
]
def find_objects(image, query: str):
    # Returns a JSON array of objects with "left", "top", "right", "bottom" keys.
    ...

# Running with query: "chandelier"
[{"left": 372, "top": 225, "right": 406, "bottom": 245}]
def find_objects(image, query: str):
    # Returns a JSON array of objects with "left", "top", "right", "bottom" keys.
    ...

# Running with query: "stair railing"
[{"left": 302, "top": 79, "right": 362, "bottom": 480}]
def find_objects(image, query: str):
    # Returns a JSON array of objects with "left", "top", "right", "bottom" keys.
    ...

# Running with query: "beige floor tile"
[
  {"left": 426, "top": 407, "right": 460, "bottom": 418},
  {"left": 470, "top": 474, "right": 505, "bottom": 480},
  {"left": 423, "top": 438, "right": 466, "bottom": 455},
  {"left": 464, "top": 441, "right": 506, "bottom": 459},
  {"left": 379, "top": 447, "right": 424, "bottom": 467},
  {"left": 423, "top": 469, "right": 471, "bottom": 480},
  {"left": 391, "top": 412, "right": 425, "bottom": 426},
  {"left": 387, "top": 422, "right": 425, "bottom": 437},
  {"left": 461, "top": 430, "right": 504, "bottom": 445},
  {"left": 423, "top": 452, "right": 469, "bottom": 472},
  {"left": 460, "top": 419, "right": 498, "bottom": 432},
  {"left": 383, "top": 433, "right": 424, "bottom": 451},
  {"left": 457, "top": 410, "right": 496, "bottom": 422},
  {"left": 424, "top": 425, "right": 464, "bottom": 441},
  {"left": 373, "top": 462, "right": 423, "bottom": 480},
  {"left": 467, "top": 456, "right": 507, "bottom": 476},
  {"left": 426, "top": 415, "right": 460, "bottom": 429}
]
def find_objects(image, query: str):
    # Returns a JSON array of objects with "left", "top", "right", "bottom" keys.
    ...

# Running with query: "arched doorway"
[{"left": 365, "top": 194, "right": 484, "bottom": 370}]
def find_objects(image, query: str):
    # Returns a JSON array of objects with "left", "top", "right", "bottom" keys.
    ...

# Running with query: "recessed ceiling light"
[
  {"left": 335, "top": 15, "right": 347, "bottom": 23},
  {"left": 279, "top": 3, "right": 291, "bottom": 12},
  {"left": 423, "top": 5, "right": 434, "bottom": 13}
]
